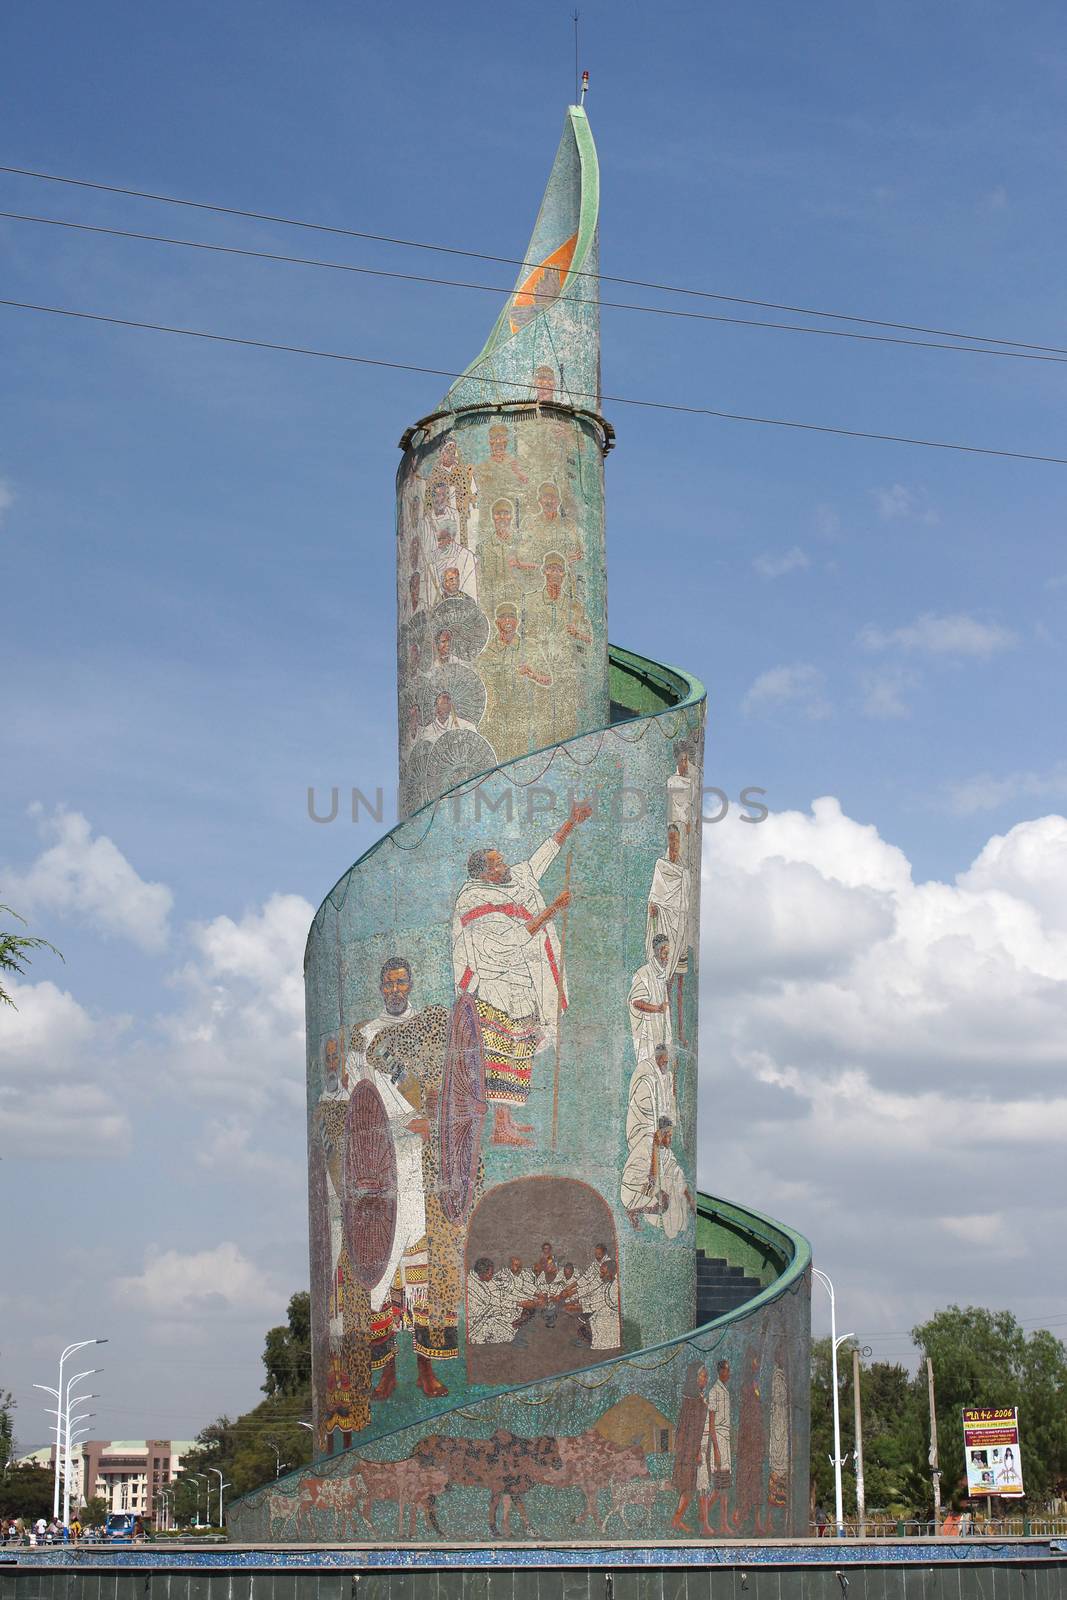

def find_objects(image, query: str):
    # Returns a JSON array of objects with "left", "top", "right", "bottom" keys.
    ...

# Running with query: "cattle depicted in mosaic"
[{"left": 242, "top": 1277, "right": 810, "bottom": 1542}]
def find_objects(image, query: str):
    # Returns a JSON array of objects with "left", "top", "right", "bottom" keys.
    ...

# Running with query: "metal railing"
[{"left": 810, "top": 1518, "right": 1067, "bottom": 1539}]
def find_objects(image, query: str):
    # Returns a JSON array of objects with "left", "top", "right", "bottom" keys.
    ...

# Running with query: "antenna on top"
[{"left": 573, "top": 11, "right": 580, "bottom": 104}]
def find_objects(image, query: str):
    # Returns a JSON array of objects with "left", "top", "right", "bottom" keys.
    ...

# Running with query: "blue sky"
[{"left": 3, "top": 0, "right": 1067, "bottom": 1450}]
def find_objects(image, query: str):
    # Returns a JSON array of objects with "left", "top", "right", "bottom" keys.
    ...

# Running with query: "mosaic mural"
[
  {"left": 228, "top": 105, "right": 811, "bottom": 1545},
  {"left": 233, "top": 1240, "right": 810, "bottom": 1544}
]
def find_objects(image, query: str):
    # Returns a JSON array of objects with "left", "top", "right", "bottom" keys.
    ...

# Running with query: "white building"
[{"left": 22, "top": 1439, "right": 196, "bottom": 1521}]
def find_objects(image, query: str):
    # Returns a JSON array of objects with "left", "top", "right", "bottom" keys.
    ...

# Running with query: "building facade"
[{"left": 25, "top": 1439, "right": 194, "bottom": 1520}]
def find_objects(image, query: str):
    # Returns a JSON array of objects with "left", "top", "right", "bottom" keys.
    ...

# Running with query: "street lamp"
[
  {"left": 32, "top": 1339, "right": 108, "bottom": 1519},
  {"left": 265, "top": 1440, "right": 288, "bottom": 1478},
  {"left": 63, "top": 1413, "right": 96, "bottom": 1525},
  {"left": 206, "top": 1467, "right": 230, "bottom": 1528},
  {"left": 813, "top": 1268, "right": 853, "bottom": 1538},
  {"left": 183, "top": 1474, "right": 205, "bottom": 1529},
  {"left": 62, "top": 1381, "right": 100, "bottom": 1527}
]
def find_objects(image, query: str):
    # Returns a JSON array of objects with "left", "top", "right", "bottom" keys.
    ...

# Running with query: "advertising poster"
[{"left": 963, "top": 1406, "right": 1024, "bottom": 1497}]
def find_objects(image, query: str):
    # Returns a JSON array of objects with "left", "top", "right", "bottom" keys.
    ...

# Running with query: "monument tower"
[{"left": 231, "top": 104, "right": 811, "bottom": 1546}]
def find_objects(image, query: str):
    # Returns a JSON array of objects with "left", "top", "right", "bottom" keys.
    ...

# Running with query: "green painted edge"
[
  {"left": 443, "top": 106, "right": 600, "bottom": 402},
  {"left": 228, "top": 1190, "right": 810, "bottom": 1513}
]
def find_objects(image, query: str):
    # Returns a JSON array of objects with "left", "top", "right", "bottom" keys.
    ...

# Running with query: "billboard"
[{"left": 963, "top": 1406, "right": 1024, "bottom": 1497}]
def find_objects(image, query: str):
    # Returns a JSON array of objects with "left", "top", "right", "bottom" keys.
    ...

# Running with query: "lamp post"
[
  {"left": 206, "top": 1468, "right": 230, "bottom": 1528},
  {"left": 63, "top": 1412, "right": 96, "bottom": 1526},
  {"left": 32, "top": 1339, "right": 107, "bottom": 1519},
  {"left": 813, "top": 1269, "right": 853, "bottom": 1538},
  {"left": 265, "top": 1440, "right": 288, "bottom": 1479},
  {"left": 62, "top": 1379, "right": 99, "bottom": 1526},
  {"left": 184, "top": 1475, "right": 204, "bottom": 1529}
]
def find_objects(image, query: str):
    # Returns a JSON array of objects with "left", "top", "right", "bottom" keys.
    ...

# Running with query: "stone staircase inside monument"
[{"left": 696, "top": 1247, "right": 765, "bottom": 1324}]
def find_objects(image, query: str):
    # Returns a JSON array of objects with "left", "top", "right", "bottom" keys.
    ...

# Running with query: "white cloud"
[
  {"left": 0, "top": 978, "right": 131, "bottom": 1157},
  {"left": 161, "top": 892, "right": 313, "bottom": 1108},
  {"left": 741, "top": 663, "right": 830, "bottom": 720},
  {"left": 960, "top": 814, "right": 1067, "bottom": 934},
  {"left": 944, "top": 766, "right": 1067, "bottom": 817},
  {"left": 938, "top": 1213, "right": 1023, "bottom": 1258},
  {"left": 5, "top": 808, "right": 173, "bottom": 951},
  {"left": 753, "top": 546, "right": 809, "bottom": 580},
  {"left": 980, "top": 185, "right": 1009, "bottom": 212},
  {"left": 859, "top": 612, "right": 1015, "bottom": 658},
  {"left": 698, "top": 800, "right": 1067, "bottom": 1328},
  {"left": 860, "top": 666, "right": 918, "bottom": 719},
  {"left": 0, "top": 478, "right": 13, "bottom": 525},
  {"left": 195, "top": 1117, "right": 303, "bottom": 1185},
  {"left": 871, "top": 484, "right": 938, "bottom": 524},
  {"left": 114, "top": 1242, "right": 284, "bottom": 1319}
]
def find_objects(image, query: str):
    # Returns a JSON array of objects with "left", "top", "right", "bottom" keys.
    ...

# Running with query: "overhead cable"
[
  {"left": 3, "top": 208, "right": 1065, "bottom": 369},
  {"left": 4, "top": 295, "right": 1066, "bottom": 466},
  {"left": 1, "top": 162, "right": 1062, "bottom": 358}
]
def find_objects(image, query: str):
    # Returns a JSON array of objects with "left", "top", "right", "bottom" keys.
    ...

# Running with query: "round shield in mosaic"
[
  {"left": 438, "top": 994, "right": 488, "bottom": 1225},
  {"left": 425, "top": 728, "right": 497, "bottom": 795},
  {"left": 342, "top": 1080, "right": 397, "bottom": 1291},
  {"left": 427, "top": 594, "right": 491, "bottom": 663}
]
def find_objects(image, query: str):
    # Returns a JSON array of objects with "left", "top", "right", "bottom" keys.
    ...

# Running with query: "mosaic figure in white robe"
[
  {"left": 466, "top": 1260, "right": 516, "bottom": 1344},
  {"left": 628, "top": 937, "right": 673, "bottom": 1065},
  {"left": 646, "top": 825, "right": 691, "bottom": 981},
  {"left": 579, "top": 1263, "right": 621, "bottom": 1349},
  {"left": 620, "top": 1044, "right": 690, "bottom": 1239},
  {"left": 451, "top": 801, "right": 593, "bottom": 1144}
]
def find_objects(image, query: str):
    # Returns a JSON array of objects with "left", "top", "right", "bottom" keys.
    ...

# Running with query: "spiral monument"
[{"left": 230, "top": 105, "right": 811, "bottom": 1546}]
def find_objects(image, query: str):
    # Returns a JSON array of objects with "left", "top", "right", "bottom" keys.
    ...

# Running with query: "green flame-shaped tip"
[{"left": 439, "top": 106, "right": 600, "bottom": 416}]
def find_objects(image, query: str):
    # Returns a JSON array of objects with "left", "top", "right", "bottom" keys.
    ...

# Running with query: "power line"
[
  {"left": 5, "top": 295, "right": 1066, "bottom": 467},
  {"left": 4, "top": 207, "right": 1066, "bottom": 368},
  {"left": 1, "top": 161, "right": 1063, "bottom": 359}
]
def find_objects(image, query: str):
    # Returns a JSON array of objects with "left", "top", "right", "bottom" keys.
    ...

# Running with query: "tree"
[
  {"left": 912, "top": 1306, "right": 1067, "bottom": 1508},
  {"left": 0, "top": 903, "right": 61, "bottom": 1007},
  {"left": 810, "top": 1339, "right": 928, "bottom": 1519},
  {"left": 261, "top": 1293, "right": 311, "bottom": 1398},
  {"left": 0, "top": 1386, "right": 14, "bottom": 1468},
  {"left": 81, "top": 1497, "right": 107, "bottom": 1528},
  {"left": 177, "top": 1293, "right": 315, "bottom": 1514},
  {"left": 0, "top": 1465, "right": 54, "bottom": 1520}
]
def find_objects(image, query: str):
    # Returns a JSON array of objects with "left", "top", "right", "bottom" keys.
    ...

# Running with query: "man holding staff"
[{"left": 451, "top": 799, "right": 593, "bottom": 1145}]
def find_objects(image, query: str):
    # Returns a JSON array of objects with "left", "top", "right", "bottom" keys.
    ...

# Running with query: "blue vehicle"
[{"left": 104, "top": 1512, "right": 141, "bottom": 1543}]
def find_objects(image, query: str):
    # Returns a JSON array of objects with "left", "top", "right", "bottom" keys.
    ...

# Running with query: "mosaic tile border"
[{"left": 4, "top": 1540, "right": 1063, "bottom": 1571}]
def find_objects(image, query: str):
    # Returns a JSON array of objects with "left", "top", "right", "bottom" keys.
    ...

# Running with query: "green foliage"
[
  {"left": 81, "top": 1496, "right": 107, "bottom": 1528},
  {"left": 0, "top": 1387, "right": 14, "bottom": 1467},
  {"left": 177, "top": 1292, "right": 314, "bottom": 1517},
  {"left": 0, "top": 903, "right": 62, "bottom": 1007},
  {"left": 261, "top": 1293, "right": 312, "bottom": 1398},
  {"left": 810, "top": 1305, "right": 1067, "bottom": 1519},
  {"left": 0, "top": 1464, "right": 54, "bottom": 1520},
  {"left": 912, "top": 1305, "right": 1067, "bottom": 1507},
  {"left": 810, "top": 1340, "right": 926, "bottom": 1517}
]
